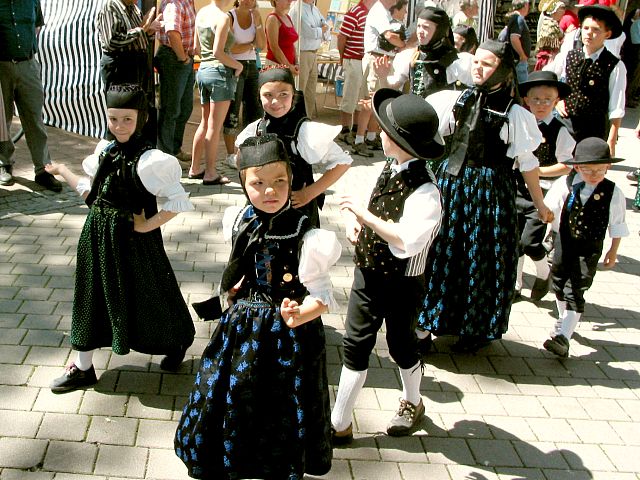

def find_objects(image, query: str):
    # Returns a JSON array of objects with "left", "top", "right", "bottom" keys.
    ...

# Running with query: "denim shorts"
[{"left": 196, "top": 63, "right": 237, "bottom": 103}]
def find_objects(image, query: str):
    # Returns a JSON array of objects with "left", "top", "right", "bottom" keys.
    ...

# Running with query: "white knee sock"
[
  {"left": 354, "top": 135, "right": 365, "bottom": 144},
  {"left": 552, "top": 300, "right": 567, "bottom": 336},
  {"left": 516, "top": 256, "right": 525, "bottom": 291},
  {"left": 75, "top": 350, "right": 95, "bottom": 371},
  {"left": 331, "top": 366, "right": 367, "bottom": 431},
  {"left": 366, "top": 131, "right": 377, "bottom": 141},
  {"left": 533, "top": 258, "right": 550, "bottom": 279},
  {"left": 399, "top": 361, "right": 422, "bottom": 406},
  {"left": 560, "top": 310, "right": 581, "bottom": 340}
]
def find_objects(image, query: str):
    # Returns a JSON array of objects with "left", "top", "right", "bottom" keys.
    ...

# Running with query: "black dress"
[
  {"left": 70, "top": 137, "right": 195, "bottom": 355},
  {"left": 175, "top": 205, "right": 334, "bottom": 480}
]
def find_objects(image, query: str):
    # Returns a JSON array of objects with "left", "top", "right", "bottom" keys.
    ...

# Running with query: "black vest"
[
  {"left": 409, "top": 49, "right": 459, "bottom": 98},
  {"left": 560, "top": 175, "right": 614, "bottom": 253},
  {"left": 565, "top": 48, "right": 618, "bottom": 120},
  {"left": 355, "top": 159, "right": 433, "bottom": 275},
  {"left": 452, "top": 88, "right": 513, "bottom": 170},
  {"left": 225, "top": 205, "right": 312, "bottom": 302}
]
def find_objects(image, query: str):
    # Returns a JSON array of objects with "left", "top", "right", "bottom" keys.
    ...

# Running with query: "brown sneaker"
[
  {"left": 387, "top": 398, "right": 425, "bottom": 436},
  {"left": 352, "top": 142, "right": 373, "bottom": 157},
  {"left": 331, "top": 423, "right": 353, "bottom": 446}
]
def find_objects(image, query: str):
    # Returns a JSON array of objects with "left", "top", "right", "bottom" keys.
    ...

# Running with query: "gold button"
[
  {"left": 594, "top": 193, "right": 601, "bottom": 200},
  {"left": 283, "top": 273, "right": 293, "bottom": 282},
  {"left": 589, "top": 80, "right": 595, "bottom": 86}
]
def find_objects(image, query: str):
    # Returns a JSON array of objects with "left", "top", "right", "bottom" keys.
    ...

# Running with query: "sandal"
[
  {"left": 187, "top": 171, "right": 205, "bottom": 179},
  {"left": 202, "top": 175, "right": 231, "bottom": 185}
]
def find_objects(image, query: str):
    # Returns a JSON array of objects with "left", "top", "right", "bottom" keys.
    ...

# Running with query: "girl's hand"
[
  {"left": 603, "top": 250, "right": 617, "bottom": 269},
  {"left": 537, "top": 205, "right": 554, "bottom": 224},
  {"left": 338, "top": 194, "right": 367, "bottom": 225},
  {"left": 342, "top": 208, "right": 361, "bottom": 244},
  {"left": 234, "top": 63, "right": 244, "bottom": 77},
  {"left": 45, "top": 162, "right": 63, "bottom": 176},
  {"left": 133, "top": 210, "right": 147, "bottom": 233},
  {"left": 280, "top": 297, "right": 301, "bottom": 328},
  {"left": 289, "top": 64, "right": 299, "bottom": 76},
  {"left": 291, "top": 187, "right": 312, "bottom": 208}
]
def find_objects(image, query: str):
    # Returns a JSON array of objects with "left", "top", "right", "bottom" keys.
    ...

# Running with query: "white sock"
[
  {"left": 399, "top": 362, "right": 422, "bottom": 406},
  {"left": 366, "top": 131, "right": 377, "bottom": 141},
  {"left": 533, "top": 258, "right": 550, "bottom": 279},
  {"left": 331, "top": 366, "right": 367, "bottom": 431},
  {"left": 515, "top": 256, "right": 525, "bottom": 291},
  {"left": 75, "top": 350, "right": 95, "bottom": 371},
  {"left": 415, "top": 329, "right": 430, "bottom": 340},
  {"left": 552, "top": 300, "right": 567, "bottom": 336},
  {"left": 560, "top": 310, "right": 581, "bottom": 340},
  {"left": 354, "top": 135, "right": 365, "bottom": 144}
]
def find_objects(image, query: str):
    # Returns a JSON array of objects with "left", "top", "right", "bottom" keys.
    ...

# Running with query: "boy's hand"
[
  {"left": 537, "top": 205, "right": 554, "bottom": 224},
  {"left": 603, "top": 250, "right": 617, "bottom": 269},
  {"left": 342, "top": 208, "right": 362, "bottom": 244},
  {"left": 338, "top": 194, "right": 368, "bottom": 225},
  {"left": 555, "top": 100, "right": 568, "bottom": 118},
  {"left": 280, "top": 297, "right": 301, "bottom": 328}
]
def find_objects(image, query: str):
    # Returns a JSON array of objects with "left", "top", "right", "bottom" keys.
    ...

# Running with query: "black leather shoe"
[
  {"left": 160, "top": 347, "right": 187, "bottom": 371},
  {"left": 50, "top": 364, "right": 98, "bottom": 393},
  {"left": 35, "top": 172, "right": 62, "bottom": 192},
  {"left": 0, "top": 165, "right": 14, "bottom": 186},
  {"left": 331, "top": 423, "right": 353, "bottom": 446}
]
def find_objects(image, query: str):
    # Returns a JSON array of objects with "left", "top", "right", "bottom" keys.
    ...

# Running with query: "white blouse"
[
  {"left": 426, "top": 89, "right": 543, "bottom": 173},
  {"left": 544, "top": 174, "right": 629, "bottom": 238},
  {"left": 236, "top": 119, "right": 354, "bottom": 172},
  {"left": 388, "top": 49, "right": 474, "bottom": 91},
  {"left": 79, "top": 140, "right": 194, "bottom": 213},
  {"left": 222, "top": 205, "right": 342, "bottom": 311}
]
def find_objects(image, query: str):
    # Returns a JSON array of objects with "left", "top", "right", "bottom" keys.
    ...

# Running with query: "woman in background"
[{"left": 264, "top": 0, "right": 299, "bottom": 76}]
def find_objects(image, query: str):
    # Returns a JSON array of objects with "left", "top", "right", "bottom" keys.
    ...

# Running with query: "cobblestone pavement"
[{"left": 1, "top": 102, "right": 639, "bottom": 480}]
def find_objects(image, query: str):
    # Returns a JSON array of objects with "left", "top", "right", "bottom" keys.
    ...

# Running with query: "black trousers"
[
  {"left": 516, "top": 188, "right": 549, "bottom": 261},
  {"left": 551, "top": 236, "right": 601, "bottom": 313},
  {"left": 342, "top": 267, "right": 425, "bottom": 372}
]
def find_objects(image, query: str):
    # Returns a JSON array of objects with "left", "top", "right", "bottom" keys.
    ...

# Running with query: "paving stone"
[
  {"left": 511, "top": 440, "right": 569, "bottom": 469},
  {"left": 525, "top": 418, "right": 580, "bottom": 442},
  {"left": 447, "top": 464, "right": 499, "bottom": 479},
  {"left": 0, "top": 470, "right": 54, "bottom": 480},
  {"left": 494, "top": 467, "right": 546, "bottom": 479},
  {"left": 136, "top": 419, "right": 178, "bottom": 449},
  {"left": 467, "top": 438, "right": 522, "bottom": 467},
  {"left": 86, "top": 416, "right": 138, "bottom": 446},
  {"left": 146, "top": 448, "right": 191, "bottom": 480},
  {"left": 37, "top": 412, "right": 90, "bottom": 441},
  {"left": 0, "top": 385, "right": 39, "bottom": 410},
  {"left": 42, "top": 440, "right": 97, "bottom": 474},
  {"left": 125, "top": 394, "right": 175, "bottom": 420},
  {"left": 567, "top": 419, "right": 624, "bottom": 445},
  {"left": 557, "top": 443, "right": 616, "bottom": 471},
  {"left": 33, "top": 388, "right": 83, "bottom": 413},
  {"left": 350, "top": 460, "right": 402, "bottom": 480},
  {"left": 93, "top": 444, "right": 147, "bottom": 477},
  {"left": 422, "top": 437, "right": 475, "bottom": 465},
  {"left": 79, "top": 391, "right": 127, "bottom": 417},
  {"left": 577, "top": 398, "right": 632, "bottom": 421},
  {"left": 0, "top": 437, "right": 47, "bottom": 469},
  {"left": 0, "top": 410, "right": 42, "bottom": 437}
]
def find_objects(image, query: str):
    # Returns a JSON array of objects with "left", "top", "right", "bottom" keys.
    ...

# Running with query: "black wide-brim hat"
[
  {"left": 372, "top": 89, "right": 445, "bottom": 160},
  {"left": 519, "top": 70, "right": 572, "bottom": 98},
  {"left": 578, "top": 5, "right": 622, "bottom": 39},
  {"left": 564, "top": 137, "right": 623, "bottom": 164}
]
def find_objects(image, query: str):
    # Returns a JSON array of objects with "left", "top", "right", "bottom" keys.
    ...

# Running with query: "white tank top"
[{"left": 230, "top": 9, "right": 257, "bottom": 61}]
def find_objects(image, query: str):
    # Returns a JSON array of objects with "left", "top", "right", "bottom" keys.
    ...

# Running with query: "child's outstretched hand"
[
  {"left": 280, "top": 297, "right": 301, "bottom": 328},
  {"left": 133, "top": 210, "right": 147, "bottom": 233},
  {"left": 44, "top": 162, "right": 64, "bottom": 177},
  {"left": 603, "top": 249, "right": 617, "bottom": 269}
]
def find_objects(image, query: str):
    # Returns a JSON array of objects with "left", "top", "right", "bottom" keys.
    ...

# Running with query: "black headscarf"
[{"left": 417, "top": 7, "right": 458, "bottom": 64}]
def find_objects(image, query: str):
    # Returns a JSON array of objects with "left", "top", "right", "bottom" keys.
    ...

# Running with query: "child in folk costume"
[
  {"left": 543, "top": 137, "right": 628, "bottom": 357},
  {"left": 331, "top": 89, "right": 443, "bottom": 444},
  {"left": 418, "top": 40, "right": 553, "bottom": 354},
  {"left": 175, "top": 134, "right": 342, "bottom": 479},
  {"left": 47, "top": 84, "right": 195, "bottom": 393},
  {"left": 236, "top": 66, "right": 352, "bottom": 227},
  {"left": 516, "top": 71, "right": 574, "bottom": 301}
]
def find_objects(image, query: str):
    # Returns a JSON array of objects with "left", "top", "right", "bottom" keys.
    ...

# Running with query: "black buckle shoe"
[
  {"left": 0, "top": 166, "right": 14, "bottom": 186},
  {"left": 331, "top": 423, "right": 353, "bottom": 446},
  {"left": 543, "top": 334, "right": 570, "bottom": 357},
  {"left": 35, "top": 172, "right": 62, "bottom": 192},
  {"left": 160, "top": 347, "right": 187, "bottom": 371},
  {"left": 50, "top": 363, "right": 98, "bottom": 393}
]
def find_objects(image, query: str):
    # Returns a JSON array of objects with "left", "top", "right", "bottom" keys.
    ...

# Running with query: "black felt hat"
[
  {"left": 578, "top": 5, "right": 623, "bottom": 39},
  {"left": 564, "top": 137, "right": 623, "bottom": 164},
  {"left": 237, "top": 134, "right": 290, "bottom": 170},
  {"left": 519, "top": 71, "right": 572, "bottom": 98},
  {"left": 372, "top": 89, "right": 444, "bottom": 160}
]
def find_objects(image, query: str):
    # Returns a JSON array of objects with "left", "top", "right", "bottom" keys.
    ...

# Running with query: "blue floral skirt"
[
  {"left": 175, "top": 297, "right": 332, "bottom": 479},
  {"left": 418, "top": 160, "right": 519, "bottom": 340}
]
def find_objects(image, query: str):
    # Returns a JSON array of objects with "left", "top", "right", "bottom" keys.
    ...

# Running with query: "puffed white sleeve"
[
  {"left": 78, "top": 139, "right": 111, "bottom": 195},
  {"left": 504, "top": 105, "right": 543, "bottom": 172},
  {"left": 555, "top": 127, "right": 576, "bottom": 164},
  {"left": 295, "top": 122, "right": 353, "bottom": 170},
  {"left": 388, "top": 48, "right": 412, "bottom": 88},
  {"left": 298, "top": 228, "right": 342, "bottom": 312},
  {"left": 136, "top": 149, "right": 194, "bottom": 212},
  {"left": 425, "top": 90, "right": 459, "bottom": 137},
  {"left": 608, "top": 186, "right": 629, "bottom": 238},
  {"left": 222, "top": 205, "right": 243, "bottom": 242},
  {"left": 235, "top": 119, "right": 261, "bottom": 148},
  {"left": 446, "top": 53, "right": 474, "bottom": 87},
  {"left": 544, "top": 176, "right": 568, "bottom": 232}
]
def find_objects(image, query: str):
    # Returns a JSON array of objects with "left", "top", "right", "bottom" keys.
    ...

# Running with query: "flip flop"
[
  {"left": 202, "top": 175, "right": 231, "bottom": 186},
  {"left": 187, "top": 171, "right": 205, "bottom": 179}
]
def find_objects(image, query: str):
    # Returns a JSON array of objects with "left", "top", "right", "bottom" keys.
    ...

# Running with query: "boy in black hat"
[
  {"left": 515, "top": 71, "right": 575, "bottom": 301},
  {"left": 546, "top": 4, "right": 626, "bottom": 155},
  {"left": 542, "top": 137, "right": 628, "bottom": 357},
  {"left": 331, "top": 89, "right": 443, "bottom": 444}
]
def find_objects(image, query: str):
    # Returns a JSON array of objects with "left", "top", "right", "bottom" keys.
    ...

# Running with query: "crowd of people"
[{"left": 1, "top": 0, "right": 639, "bottom": 478}]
